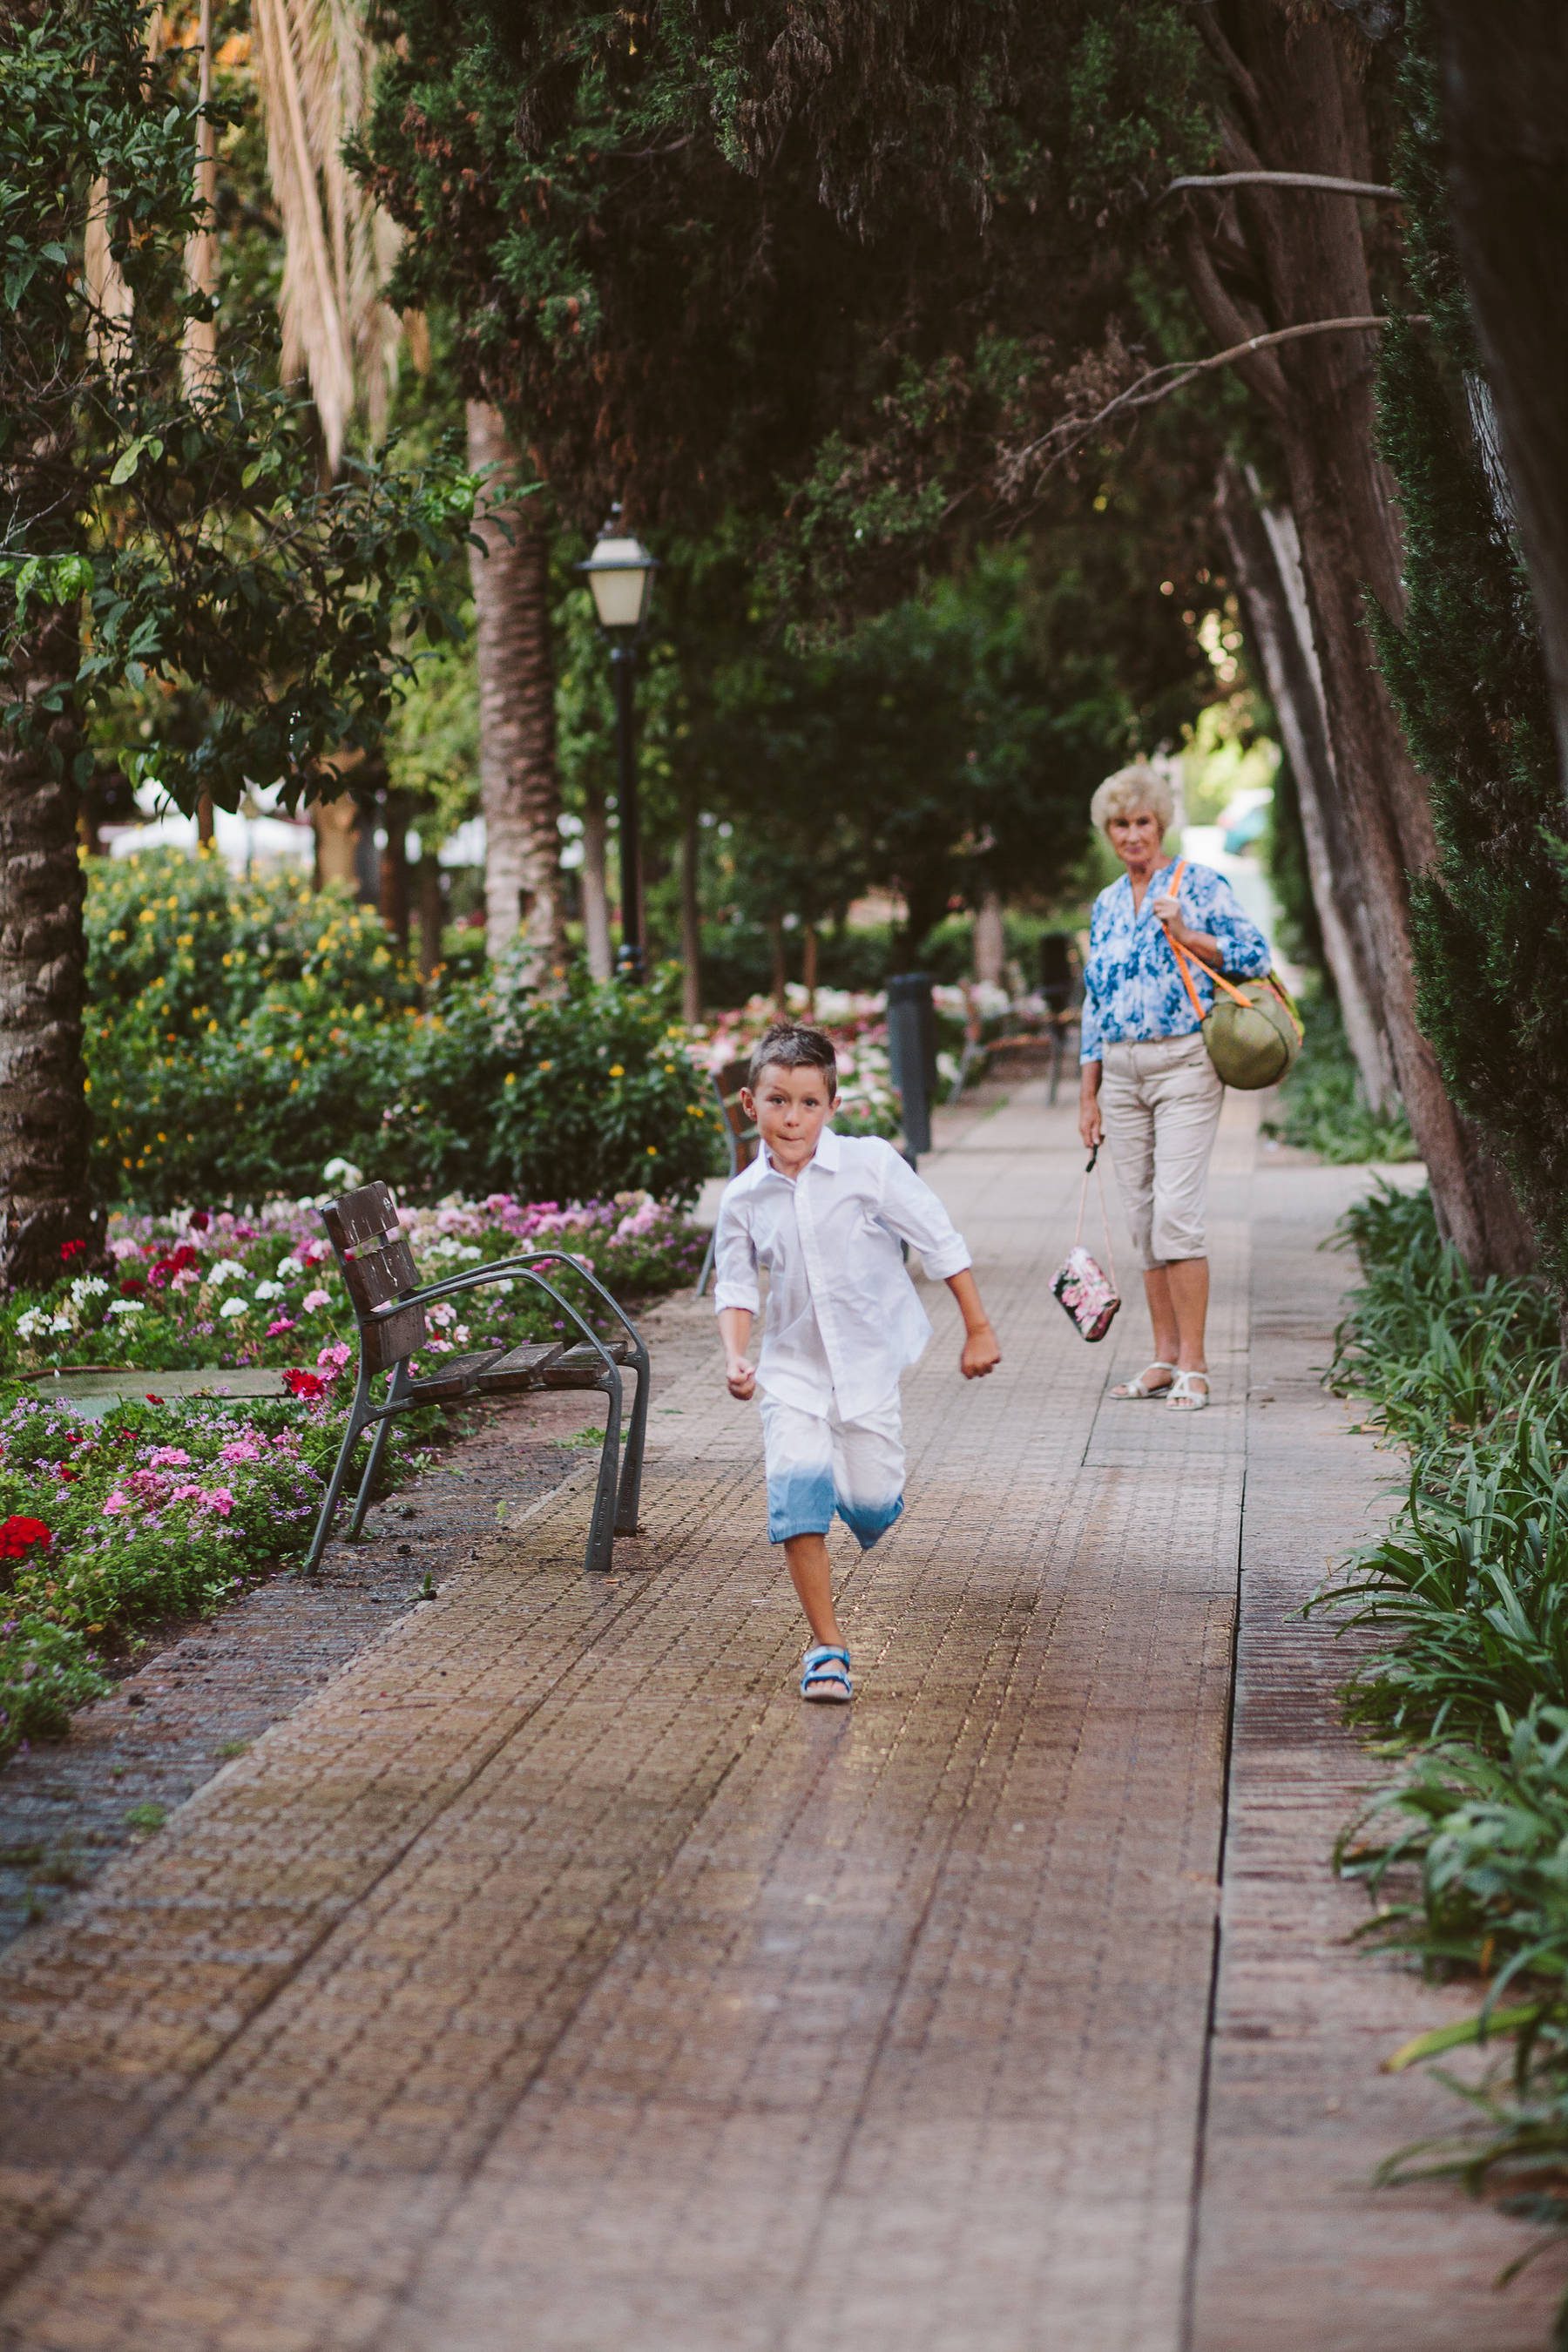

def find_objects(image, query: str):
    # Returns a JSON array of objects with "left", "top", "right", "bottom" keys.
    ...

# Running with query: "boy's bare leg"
[{"left": 782, "top": 1533, "right": 843, "bottom": 1647}]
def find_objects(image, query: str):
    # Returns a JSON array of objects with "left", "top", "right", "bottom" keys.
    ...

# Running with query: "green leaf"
[{"left": 109, "top": 436, "right": 146, "bottom": 486}]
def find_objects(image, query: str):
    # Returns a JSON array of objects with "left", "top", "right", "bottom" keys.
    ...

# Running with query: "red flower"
[
  {"left": 189, "top": 1210, "right": 210, "bottom": 1233},
  {"left": 59, "top": 1239, "right": 85, "bottom": 1263},
  {"left": 119, "top": 1276, "right": 146, "bottom": 1297},
  {"left": 53, "top": 1465, "right": 78, "bottom": 1485},
  {"left": 0, "top": 1517, "right": 52, "bottom": 1560},
  {"left": 282, "top": 1368, "right": 327, "bottom": 1401}
]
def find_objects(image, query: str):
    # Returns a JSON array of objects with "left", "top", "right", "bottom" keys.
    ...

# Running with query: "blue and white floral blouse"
[{"left": 1079, "top": 858, "right": 1271, "bottom": 1063}]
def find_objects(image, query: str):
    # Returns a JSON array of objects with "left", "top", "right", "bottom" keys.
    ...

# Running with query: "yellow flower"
[
  {"left": 646, "top": 1146, "right": 658, "bottom": 1156},
  {"left": 157, "top": 1132, "right": 166, "bottom": 1142},
  {"left": 537, "top": 1058, "right": 553, "bottom": 1073},
  {"left": 207, "top": 1018, "right": 218, "bottom": 1033},
  {"left": 608, "top": 1064, "right": 625, "bottom": 1078}
]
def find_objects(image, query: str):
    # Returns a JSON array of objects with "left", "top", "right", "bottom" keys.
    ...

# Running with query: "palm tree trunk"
[
  {"left": 0, "top": 609, "right": 98, "bottom": 1288},
  {"left": 466, "top": 401, "right": 565, "bottom": 983}
]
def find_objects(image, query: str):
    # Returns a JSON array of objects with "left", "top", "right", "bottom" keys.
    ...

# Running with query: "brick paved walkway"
[{"left": 0, "top": 1085, "right": 1558, "bottom": 2351}]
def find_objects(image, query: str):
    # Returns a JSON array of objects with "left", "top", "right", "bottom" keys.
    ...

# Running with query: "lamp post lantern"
[{"left": 577, "top": 509, "right": 659, "bottom": 983}]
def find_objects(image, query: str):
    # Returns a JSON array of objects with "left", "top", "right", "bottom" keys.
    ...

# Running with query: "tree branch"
[
  {"left": 1000, "top": 315, "right": 1421, "bottom": 501},
  {"left": 1160, "top": 170, "right": 1402, "bottom": 201}
]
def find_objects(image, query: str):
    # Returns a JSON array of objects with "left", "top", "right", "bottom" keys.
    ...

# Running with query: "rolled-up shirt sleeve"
[
  {"left": 876, "top": 1146, "right": 971, "bottom": 1281},
  {"left": 1201, "top": 870, "right": 1272, "bottom": 978},
  {"left": 711, "top": 1193, "right": 760, "bottom": 1315}
]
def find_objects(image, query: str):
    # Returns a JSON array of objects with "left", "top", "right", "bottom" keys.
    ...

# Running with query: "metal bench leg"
[
  {"left": 585, "top": 1367, "right": 623, "bottom": 1573},
  {"left": 301, "top": 1367, "right": 373, "bottom": 1574},
  {"left": 348, "top": 1364, "right": 407, "bottom": 1540},
  {"left": 693, "top": 1225, "right": 717, "bottom": 1299},
  {"left": 615, "top": 1347, "right": 650, "bottom": 1537}
]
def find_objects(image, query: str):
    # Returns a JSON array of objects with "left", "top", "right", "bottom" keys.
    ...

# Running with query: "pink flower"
[
  {"left": 301, "top": 1288, "right": 330, "bottom": 1312},
  {"left": 267, "top": 1317, "right": 297, "bottom": 1336},
  {"left": 102, "top": 1489, "right": 131, "bottom": 1516},
  {"left": 316, "top": 1341, "right": 351, "bottom": 1375},
  {"left": 204, "top": 1487, "right": 236, "bottom": 1517},
  {"left": 220, "top": 1437, "right": 263, "bottom": 1464},
  {"left": 145, "top": 1447, "right": 192, "bottom": 1469}
]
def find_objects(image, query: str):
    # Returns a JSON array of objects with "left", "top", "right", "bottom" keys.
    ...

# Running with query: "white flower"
[
  {"left": 219, "top": 1296, "right": 247, "bottom": 1320},
  {"left": 106, "top": 1300, "right": 145, "bottom": 1318},
  {"left": 50, "top": 1314, "right": 74, "bottom": 1334},
  {"left": 321, "top": 1156, "right": 363, "bottom": 1189},
  {"left": 429, "top": 1237, "right": 463, "bottom": 1261},
  {"left": 456, "top": 1245, "right": 483, "bottom": 1262},
  {"left": 253, "top": 1281, "right": 284, "bottom": 1302},
  {"left": 16, "top": 1308, "right": 50, "bottom": 1339},
  {"left": 275, "top": 1254, "right": 301, "bottom": 1279},
  {"left": 492, "top": 1278, "right": 514, "bottom": 1295},
  {"left": 69, "top": 1274, "right": 109, "bottom": 1306},
  {"left": 207, "top": 1260, "right": 247, "bottom": 1286}
]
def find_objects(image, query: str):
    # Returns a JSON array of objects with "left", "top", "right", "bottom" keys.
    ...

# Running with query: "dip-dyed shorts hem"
[{"left": 760, "top": 1391, "right": 905, "bottom": 1552}]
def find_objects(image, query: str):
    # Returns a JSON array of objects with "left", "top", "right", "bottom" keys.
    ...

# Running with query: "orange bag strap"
[{"left": 1158, "top": 857, "right": 1274, "bottom": 1018}]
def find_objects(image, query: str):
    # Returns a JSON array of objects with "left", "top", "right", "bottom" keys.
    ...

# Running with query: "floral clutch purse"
[{"left": 1051, "top": 1147, "right": 1121, "bottom": 1343}]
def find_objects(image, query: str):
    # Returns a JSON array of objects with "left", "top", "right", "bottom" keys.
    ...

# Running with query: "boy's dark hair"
[{"left": 747, "top": 1022, "right": 838, "bottom": 1095}]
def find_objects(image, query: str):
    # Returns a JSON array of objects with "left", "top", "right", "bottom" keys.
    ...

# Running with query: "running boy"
[{"left": 713, "top": 1021, "right": 1000, "bottom": 1703}]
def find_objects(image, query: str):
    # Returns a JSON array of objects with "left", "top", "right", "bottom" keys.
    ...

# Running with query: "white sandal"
[
  {"left": 1111, "top": 1362, "right": 1175, "bottom": 1401},
  {"left": 1167, "top": 1370, "right": 1210, "bottom": 1411}
]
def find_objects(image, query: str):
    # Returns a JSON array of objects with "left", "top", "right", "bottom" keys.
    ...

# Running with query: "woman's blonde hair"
[{"left": 1090, "top": 760, "right": 1174, "bottom": 840}]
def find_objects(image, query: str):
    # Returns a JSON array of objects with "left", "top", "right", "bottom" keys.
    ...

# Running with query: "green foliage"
[
  {"left": 81, "top": 860, "right": 723, "bottom": 1208},
  {"left": 1371, "top": 12, "right": 1568, "bottom": 1301},
  {"left": 1264, "top": 990, "right": 1416, "bottom": 1166},
  {"left": 0, "top": 1619, "right": 111, "bottom": 1759},
  {"left": 1322, "top": 1184, "right": 1568, "bottom": 2317},
  {"left": 0, "top": 0, "right": 473, "bottom": 814}
]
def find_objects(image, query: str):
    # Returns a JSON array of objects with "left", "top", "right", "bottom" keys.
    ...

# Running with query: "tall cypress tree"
[{"left": 1371, "top": 8, "right": 1568, "bottom": 1302}]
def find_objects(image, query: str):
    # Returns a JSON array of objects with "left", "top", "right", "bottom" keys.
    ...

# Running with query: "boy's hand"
[
  {"left": 960, "top": 1323, "right": 1001, "bottom": 1380},
  {"left": 726, "top": 1355, "right": 757, "bottom": 1401}
]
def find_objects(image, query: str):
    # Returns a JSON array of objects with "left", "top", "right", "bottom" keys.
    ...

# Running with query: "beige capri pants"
[{"left": 1100, "top": 1032, "right": 1225, "bottom": 1269}]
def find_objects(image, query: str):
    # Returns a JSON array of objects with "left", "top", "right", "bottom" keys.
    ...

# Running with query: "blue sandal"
[{"left": 801, "top": 1645, "right": 853, "bottom": 1704}]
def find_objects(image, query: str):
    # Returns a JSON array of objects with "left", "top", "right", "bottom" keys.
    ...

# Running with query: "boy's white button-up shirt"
[{"left": 713, "top": 1126, "right": 972, "bottom": 1421}]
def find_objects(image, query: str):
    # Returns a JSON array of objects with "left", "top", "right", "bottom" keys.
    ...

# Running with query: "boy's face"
[{"left": 742, "top": 1060, "right": 837, "bottom": 1166}]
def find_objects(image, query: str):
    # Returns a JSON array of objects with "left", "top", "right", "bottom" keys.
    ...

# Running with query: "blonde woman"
[{"left": 1077, "top": 763, "right": 1270, "bottom": 1410}]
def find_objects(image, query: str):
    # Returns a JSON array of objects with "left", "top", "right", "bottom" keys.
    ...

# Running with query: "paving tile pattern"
[
  {"left": 0, "top": 1088, "right": 1554, "bottom": 2351},
  {"left": 0, "top": 1086, "right": 1246, "bottom": 2351}
]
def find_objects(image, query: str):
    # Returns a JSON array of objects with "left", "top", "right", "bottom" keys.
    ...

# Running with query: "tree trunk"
[
  {"left": 466, "top": 400, "right": 564, "bottom": 983},
  {"left": 416, "top": 847, "right": 445, "bottom": 983},
  {"left": 1429, "top": 0, "right": 1568, "bottom": 805},
  {"left": 769, "top": 912, "right": 788, "bottom": 1007},
  {"left": 801, "top": 922, "right": 818, "bottom": 1017},
  {"left": 1214, "top": 456, "right": 1391, "bottom": 1105},
  {"left": 312, "top": 794, "right": 360, "bottom": 891},
  {"left": 1190, "top": 3, "right": 1532, "bottom": 1273},
  {"left": 378, "top": 789, "right": 410, "bottom": 952},
  {"left": 0, "top": 609, "right": 98, "bottom": 1288},
  {"left": 973, "top": 891, "right": 1005, "bottom": 989},
  {"left": 581, "top": 773, "right": 612, "bottom": 981},
  {"left": 679, "top": 802, "right": 702, "bottom": 1023}
]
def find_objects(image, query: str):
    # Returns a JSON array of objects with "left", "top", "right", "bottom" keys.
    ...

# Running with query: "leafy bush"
[
  {"left": 84, "top": 855, "right": 725, "bottom": 1207},
  {"left": 1325, "top": 1183, "right": 1568, "bottom": 2325},
  {"left": 1263, "top": 987, "right": 1416, "bottom": 1165}
]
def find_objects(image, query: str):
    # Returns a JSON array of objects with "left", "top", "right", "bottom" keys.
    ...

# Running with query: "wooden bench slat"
[
  {"left": 407, "top": 1348, "right": 507, "bottom": 1402},
  {"left": 476, "top": 1342, "right": 567, "bottom": 1395},
  {"left": 541, "top": 1338, "right": 635, "bottom": 1388},
  {"left": 321, "top": 1181, "right": 400, "bottom": 1254}
]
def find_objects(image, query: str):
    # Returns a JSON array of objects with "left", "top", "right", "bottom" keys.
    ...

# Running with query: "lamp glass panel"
[{"left": 590, "top": 565, "right": 649, "bottom": 630}]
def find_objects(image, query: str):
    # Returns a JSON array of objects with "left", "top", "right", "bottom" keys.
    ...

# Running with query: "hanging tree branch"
[
  {"left": 998, "top": 315, "right": 1424, "bottom": 506},
  {"left": 1159, "top": 170, "right": 1402, "bottom": 201}
]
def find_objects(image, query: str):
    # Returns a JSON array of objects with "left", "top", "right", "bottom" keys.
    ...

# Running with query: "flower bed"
[
  {"left": 2, "top": 1183, "right": 705, "bottom": 1382},
  {"left": 0, "top": 1383, "right": 439, "bottom": 1763},
  {"left": 683, "top": 980, "right": 1022, "bottom": 1137}
]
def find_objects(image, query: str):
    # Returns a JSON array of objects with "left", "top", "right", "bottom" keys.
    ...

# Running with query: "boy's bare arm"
[
  {"left": 719, "top": 1306, "right": 756, "bottom": 1400},
  {"left": 946, "top": 1269, "right": 1001, "bottom": 1379}
]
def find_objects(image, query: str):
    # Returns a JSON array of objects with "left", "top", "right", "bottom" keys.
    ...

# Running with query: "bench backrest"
[
  {"left": 713, "top": 1058, "right": 760, "bottom": 1178},
  {"left": 320, "top": 1180, "right": 426, "bottom": 1374}
]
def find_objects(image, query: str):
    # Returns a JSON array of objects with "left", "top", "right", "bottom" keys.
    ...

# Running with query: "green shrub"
[
  {"left": 83, "top": 854, "right": 725, "bottom": 1208},
  {"left": 1264, "top": 987, "right": 1416, "bottom": 1165}
]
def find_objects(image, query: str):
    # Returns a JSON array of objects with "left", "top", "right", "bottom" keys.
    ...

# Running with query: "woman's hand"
[
  {"left": 1078, "top": 1065, "right": 1104, "bottom": 1152},
  {"left": 1150, "top": 890, "right": 1182, "bottom": 930}
]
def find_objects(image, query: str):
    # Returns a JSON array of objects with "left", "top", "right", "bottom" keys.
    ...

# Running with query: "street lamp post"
[{"left": 578, "top": 510, "right": 659, "bottom": 983}]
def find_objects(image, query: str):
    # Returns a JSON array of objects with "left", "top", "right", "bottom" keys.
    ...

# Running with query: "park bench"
[
  {"left": 694, "top": 1058, "right": 759, "bottom": 1298},
  {"left": 304, "top": 1179, "right": 650, "bottom": 1577}
]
